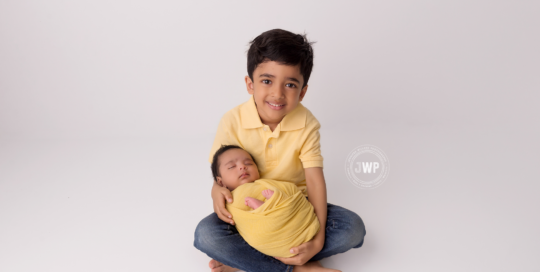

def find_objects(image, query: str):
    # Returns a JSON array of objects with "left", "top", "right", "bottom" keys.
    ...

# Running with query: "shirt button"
[
  {"left": 263, "top": 127, "right": 267, "bottom": 131},
  {"left": 268, "top": 144, "right": 273, "bottom": 148}
]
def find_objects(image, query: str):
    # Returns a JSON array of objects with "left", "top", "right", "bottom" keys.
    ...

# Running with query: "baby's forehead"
[{"left": 219, "top": 149, "right": 253, "bottom": 164}]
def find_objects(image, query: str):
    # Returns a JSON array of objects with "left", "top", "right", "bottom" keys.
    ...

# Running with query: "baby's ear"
[{"left": 216, "top": 176, "right": 223, "bottom": 187}]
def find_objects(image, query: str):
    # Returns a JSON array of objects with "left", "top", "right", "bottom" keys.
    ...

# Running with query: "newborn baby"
[
  {"left": 213, "top": 145, "right": 275, "bottom": 210},
  {"left": 211, "top": 144, "right": 320, "bottom": 257}
]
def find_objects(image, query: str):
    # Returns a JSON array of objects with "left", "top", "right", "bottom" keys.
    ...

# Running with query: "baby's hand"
[{"left": 262, "top": 189, "right": 274, "bottom": 200}]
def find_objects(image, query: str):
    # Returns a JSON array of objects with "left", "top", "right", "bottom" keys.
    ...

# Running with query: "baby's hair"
[
  {"left": 211, "top": 145, "right": 257, "bottom": 183},
  {"left": 246, "top": 29, "right": 316, "bottom": 90}
]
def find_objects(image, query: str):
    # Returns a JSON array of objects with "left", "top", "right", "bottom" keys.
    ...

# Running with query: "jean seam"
[{"left": 326, "top": 219, "right": 335, "bottom": 230}]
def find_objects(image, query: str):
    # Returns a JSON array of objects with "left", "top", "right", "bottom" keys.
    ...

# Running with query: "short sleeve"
[{"left": 299, "top": 122, "right": 324, "bottom": 168}]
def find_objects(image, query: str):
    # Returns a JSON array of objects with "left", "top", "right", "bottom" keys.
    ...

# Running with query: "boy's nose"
[{"left": 271, "top": 85, "right": 285, "bottom": 98}]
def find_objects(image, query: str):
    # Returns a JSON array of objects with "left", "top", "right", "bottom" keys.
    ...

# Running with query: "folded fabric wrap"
[{"left": 226, "top": 178, "right": 320, "bottom": 257}]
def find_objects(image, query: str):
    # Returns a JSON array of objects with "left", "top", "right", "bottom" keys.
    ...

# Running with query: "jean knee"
[
  {"left": 334, "top": 209, "right": 366, "bottom": 249},
  {"left": 348, "top": 211, "right": 366, "bottom": 248},
  {"left": 193, "top": 213, "right": 221, "bottom": 252}
]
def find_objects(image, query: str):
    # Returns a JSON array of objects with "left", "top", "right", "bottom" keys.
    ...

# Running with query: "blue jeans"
[{"left": 193, "top": 202, "right": 366, "bottom": 272}]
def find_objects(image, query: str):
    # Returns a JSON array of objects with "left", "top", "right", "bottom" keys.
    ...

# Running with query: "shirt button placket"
[
  {"left": 263, "top": 126, "right": 272, "bottom": 164},
  {"left": 269, "top": 139, "right": 276, "bottom": 162}
]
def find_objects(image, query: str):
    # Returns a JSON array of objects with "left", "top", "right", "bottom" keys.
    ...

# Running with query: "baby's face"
[{"left": 216, "top": 148, "right": 260, "bottom": 191}]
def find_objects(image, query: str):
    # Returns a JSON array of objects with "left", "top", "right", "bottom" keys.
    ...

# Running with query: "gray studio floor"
[{"left": 1, "top": 121, "right": 538, "bottom": 272}]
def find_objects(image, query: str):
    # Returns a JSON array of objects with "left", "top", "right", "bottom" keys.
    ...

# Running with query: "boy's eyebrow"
[{"left": 259, "top": 73, "right": 300, "bottom": 84}]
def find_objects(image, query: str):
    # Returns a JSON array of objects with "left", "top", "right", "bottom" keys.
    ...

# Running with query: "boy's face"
[
  {"left": 245, "top": 60, "right": 308, "bottom": 126},
  {"left": 216, "top": 148, "right": 260, "bottom": 191}
]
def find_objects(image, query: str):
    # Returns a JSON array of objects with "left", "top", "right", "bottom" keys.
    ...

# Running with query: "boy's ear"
[
  {"left": 299, "top": 84, "right": 308, "bottom": 102},
  {"left": 245, "top": 75, "right": 255, "bottom": 95}
]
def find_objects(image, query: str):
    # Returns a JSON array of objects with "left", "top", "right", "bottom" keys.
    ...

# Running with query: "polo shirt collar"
[{"left": 240, "top": 95, "right": 307, "bottom": 131}]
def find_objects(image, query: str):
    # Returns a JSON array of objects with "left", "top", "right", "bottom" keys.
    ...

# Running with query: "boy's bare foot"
[
  {"left": 245, "top": 196, "right": 264, "bottom": 210},
  {"left": 292, "top": 261, "right": 341, "bottom": 272},
  {"left": 208, "top": 259, "right": 239, "bottom": 272},
  {"left": 262, "top": 189, "right": 274, "bottom": 199}
]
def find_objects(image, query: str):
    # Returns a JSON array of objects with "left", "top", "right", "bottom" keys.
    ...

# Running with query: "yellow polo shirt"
[{"left": 208, "top": 95, "right": 323, "bottom": 196}]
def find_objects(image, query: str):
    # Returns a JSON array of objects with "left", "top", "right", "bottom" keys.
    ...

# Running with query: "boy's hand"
[
  {"left": 211, "top": 183, "right": 235, "bottom": 225},
  {"left": 273, "top": 234, "right": 324, "bottom": 266}
]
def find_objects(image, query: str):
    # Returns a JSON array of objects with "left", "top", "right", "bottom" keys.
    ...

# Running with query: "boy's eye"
[
  {"left": 262, "top": 79, "right": 271, "bottom": 84},
  {"left": 286, "top": 83, "right": 296, "bottom": 88},
  {"left": 228, "top": 166, "right": 235, "bottom": 169}
]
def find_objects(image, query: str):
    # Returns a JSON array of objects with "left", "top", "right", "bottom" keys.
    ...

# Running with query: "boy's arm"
[
  {"left": 274, "top": 120, "right": 326, "bottom": 265},
  {"left": 305, "top": 167, "right": 327, "bottom": 247},
  {"left": 274, "top": 167, "right": 327, "bottom": 265},
  {"left": 299, "top": 120, "right": 326, "bottom": 248}
]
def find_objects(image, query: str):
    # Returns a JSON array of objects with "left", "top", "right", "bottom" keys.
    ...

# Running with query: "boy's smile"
[{"left": 245, "top": 60, "right": 308, "bottom": 130}]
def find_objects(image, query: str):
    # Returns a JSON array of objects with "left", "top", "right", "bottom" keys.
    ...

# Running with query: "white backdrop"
[{"left": 1, "top": 1, "right": 539, "bottom": 271}]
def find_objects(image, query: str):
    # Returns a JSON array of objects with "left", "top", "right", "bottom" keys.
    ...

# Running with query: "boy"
[
  {"left": 210, "top": 144, "right": 320, "bottom": 258},
  {"left": 194, "top": 29, "right": 366, "bottom": 272}
]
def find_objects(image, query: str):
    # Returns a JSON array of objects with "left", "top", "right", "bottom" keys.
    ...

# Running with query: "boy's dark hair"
[
  {"left": 211, "top": 145, "right": 257, "bottom": 183},
  {"left": 247, "top": 29, "right": 316, "bottom": 90}
]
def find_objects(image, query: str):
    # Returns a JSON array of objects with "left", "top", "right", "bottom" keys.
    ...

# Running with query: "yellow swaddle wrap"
[{"left": 226, "top": 178, "right": 320, "bottom": 257}]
